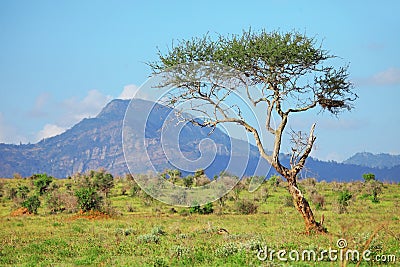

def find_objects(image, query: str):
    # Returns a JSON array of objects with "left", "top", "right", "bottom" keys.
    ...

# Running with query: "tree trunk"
[{"left": 287, "top": 178, "right": 326, "bottom": 234}]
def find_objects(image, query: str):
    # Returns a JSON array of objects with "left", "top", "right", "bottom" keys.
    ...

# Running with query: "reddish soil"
[{"left": 10, "top": 207, "right": 32, "bottom": 216}]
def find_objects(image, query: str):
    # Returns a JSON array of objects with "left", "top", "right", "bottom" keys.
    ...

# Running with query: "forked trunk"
[{"left": 287, "top": 178, "right": 326, "bottom": 234}]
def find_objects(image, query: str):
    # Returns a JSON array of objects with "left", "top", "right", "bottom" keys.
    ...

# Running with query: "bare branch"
[{"left": 293, "top": 123, "right": 316, "bottom": 175}]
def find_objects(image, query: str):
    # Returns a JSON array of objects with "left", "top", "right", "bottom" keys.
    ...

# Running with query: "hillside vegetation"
[{"left": 0, "top": 171, "right": 399, "bottom": 266}]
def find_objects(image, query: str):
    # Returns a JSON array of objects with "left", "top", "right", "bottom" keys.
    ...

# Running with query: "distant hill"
[
  {"left": 0, "top": 99, "right": 399, "bottom": 182},
  {"left": 343, "top": 152, "right": 400, "bottom": 169}
]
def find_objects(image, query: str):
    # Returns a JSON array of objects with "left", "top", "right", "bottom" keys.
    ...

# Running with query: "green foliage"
[
  {"left": 200, "top": 202, "right": 214, "bottom": 214},
  {"left": 183, "top": 175, "right": 194, "bottom": 188},
  {"left": 74, "top": 187, "right": 102, "bottom": 212},
  {"left": 365, "top": 180, "right": 383, "bottom": 203},
  {"left": 338, "top": 189, "right": 352, "bottom": 206},
  {"left": 33, "top": 173, "right": 53, "bottom": 195},
  {"left": 21, "top": 195, "right": 41, "bottom": 214},
  {"left": 268, "top": 175, "right": 282, "bottom": 188},
  {"left": 215, "top": 242, "right": 240, "bottom": 257},
  {"left": 361, "top": 173, "right": 383, "bottom": 203},
  {"left": 194, "top": 169, "right": 205, "bottom": 178},
  {"left": 151, "top": 225, "right": 166, "bottom": 236},
  {"left": 17, "top": 185, "right": 30, "bottom": 200},
  {"left": 189, "top": 202, "right": 214, "bottom": 214},
  {"left": 150, "top": 29, "right": 356, "bottom": 115},
  {"left": 129, "top": 181, "right": 141, "bottom": 197},
  {"left": 363, "top": 173, "right": 376, "bottom": 182},
  {"left": 89, "top": 170, "right": 114, "bottom": 194},
  {"left": 136, "top": 234, "right": 160, "bottom": 244},
  {"left": 337, "top": 189, "right": 352, "bottom": 214}
]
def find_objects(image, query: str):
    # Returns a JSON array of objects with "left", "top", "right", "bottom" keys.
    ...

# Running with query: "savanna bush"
[
  {"left": 336, "top": 189, "right": 352, "bottom": 214},
  {"left": 189, "top": 202, "right": 214, "bottom": 214},
  {"left": 171, "top": 245, "right": 191, "bottom": 258},
  {"left": 75, "top": 187, "right": 102, "bottom": 212},
  {"left": 32, "top": 173, "right": 53, "bottom": 195},
  {"left": 136, "top": 233, "right": 160, "bottom": 244},
  {"left": 47, "top": 190, "right": 78, "bottom": 213},
  {"left": 215, "top": 242, "right": 241, "bottom": 257},
  {"left": 236, "top": 199, "right": 258, "bottom": 214},
  {"left": 311, "top": 193, "right": 325, "bottom": 210},
  {"left": 21, "top": 195, "right": 41, "bottom": 214}
]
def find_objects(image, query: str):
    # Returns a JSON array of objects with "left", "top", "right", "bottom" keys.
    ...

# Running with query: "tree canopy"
[{"left": 149, "top": 29, "right": 357, "bottom": 233}]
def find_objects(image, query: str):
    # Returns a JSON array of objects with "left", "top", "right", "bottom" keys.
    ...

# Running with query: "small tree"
[
  {"left": 362, "top": 173, "right": 376, "bottom": 182},
  {"left": 17, "top": 185, "right": 30, "bottom": 200},
  {"left": 75, "top": 187, "right": 102, "bottom": 212},
  {"left": 337, "top": 189, "right": 352, "bottom": 214},
  {"left": 183, "top": 175, "right": 194, "bottom": 188},
  {"left": 150, "top": 29, "right": 356, "bottom": 233},
  {"left": 33, "top": 173, "right": 53, "bottom": 195},
  {"left": 90, "top": 169, "right": 114, "bottom": 197},
  {"left": 362, "top": 173, "right": 382, "bottom": 203},
  {"left": 22, "top": 195, "right": 41, "bottom": 214}
]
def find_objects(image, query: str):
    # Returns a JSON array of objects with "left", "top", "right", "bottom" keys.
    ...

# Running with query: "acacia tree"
[{"left": 149, "top": 29, "right": 357, "bottom": 233}]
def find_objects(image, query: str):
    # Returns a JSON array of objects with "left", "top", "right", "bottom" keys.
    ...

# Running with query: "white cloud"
[
  {"left": 118, "top": 84, "right": 139, "bottom": 100},
  {"left": 370, "top": 67, "right": 400, "bottom": 86},
  {"left": 36, "top": 124, "right": 66, "bottom": 140},
  {"left": 1, "top": 89, "right": 114, "bottom": 144},
  {"left": 61, "top": 89, "right": 113, "bottom": 125}
]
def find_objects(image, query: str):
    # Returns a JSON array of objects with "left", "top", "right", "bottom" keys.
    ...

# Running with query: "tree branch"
[{"left": 293, "top": 123, "right": 316, "bottom": 175}]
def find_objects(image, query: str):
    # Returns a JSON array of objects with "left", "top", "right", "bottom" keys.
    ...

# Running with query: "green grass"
[{"left": 0, "top": 178, "right": 399, "bottom": 266}]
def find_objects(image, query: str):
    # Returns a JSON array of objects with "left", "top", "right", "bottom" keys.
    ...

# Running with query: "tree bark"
[{"left": 287, "top": 178, "right": 326, "bottom": 234}]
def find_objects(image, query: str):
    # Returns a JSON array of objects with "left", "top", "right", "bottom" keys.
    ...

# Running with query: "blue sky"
[{"left": 0, "top": 0, "right": 399, "bottom": 162}]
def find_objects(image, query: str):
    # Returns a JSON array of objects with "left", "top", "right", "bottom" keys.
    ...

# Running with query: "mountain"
[
  {"left": 0, "top": 99, "right": 399, "bottom": 182},
  {"left": 343, "top": 152, "right": 400, "bottom": 169},
  {"left": 0, "top": 99, "right": 267, "bottom": 178}
]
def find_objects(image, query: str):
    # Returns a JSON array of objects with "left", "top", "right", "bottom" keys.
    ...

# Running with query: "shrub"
[
  {"left": 151, "top": 225, "right": 166, "bottom": 236},
  {"left": 21, "top": 195, "right": 41, "bottom": 214},
  {"left": 189, "top": 202, "right": 214, "bottom": 214},
  {"left": 364, "top": 180, "right": 383, "bottom": 203},
  {"left": 337, "top": 189, "right": 352, "bottom": 214},
  {"left": 200, "top": 202, "right": 214, "bottom": 214},
  {"left": 33, "top": 173, "right": 53, "bottom": 195},
  {"left": 16, "top": 185, "right": 30, "bottom": 200},
  {"left": 6, "top": 186, "right": 17, "bottom": 200},
  {"left": 47, "top": 191, "right": 78, "bottom": 213},
  {"left": 236, "top": 199, "right": 258, "bottom": 214},
  {"left": 189, "top": 204, "right": 201, "bottom": 214},
  {"left": 268, "top": 175, "right": 282, "bottom": 188},
  {"left": 171, "top": 245, "right": 191, "bottom": 258},
  {"left": 311, "top": 193, "right": 325, "bottom": 210},
  {"left": 90, "top": 169, "right": 114, "bottom": 196},
  {"left": 362, "top": 173, "right": 376, "bottom": 182},
  {"left": 194, "top": 175, "right": 210, "bottom": 187},
  {"left": 183, "top": 175, "right": 194, "bottom": 188},
  {"left": 129, "top": 181, "right": 141, "bottom": 197},
  {"left": 215, "top": 242, "right": 240, "bottom": 257},
  {"left": 137, "top": 234, "right": 160, "bottom": 244},
  {"left": 74, "top": 187, "right": 102, "bottom": 212}
]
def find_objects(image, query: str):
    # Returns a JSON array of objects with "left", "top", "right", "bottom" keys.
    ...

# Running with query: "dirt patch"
[
  {"left": 10, "top": 207, "right": 32, "bottom": 216},
  {"left": 70, "top": 210, "right": 111, "bottom": 220}
]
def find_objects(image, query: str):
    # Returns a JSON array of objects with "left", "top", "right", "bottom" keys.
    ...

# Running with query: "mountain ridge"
[
  {"left": 0, "top": 99, "right": 399, "bottom": 182},
  {"left": 343, "top": 152, "right": 400, "bottom": 169}
]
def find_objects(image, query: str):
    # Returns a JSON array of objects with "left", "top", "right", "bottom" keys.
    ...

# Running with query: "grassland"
[{"left": 0, "top": 176, "right": 399, "bottom": 266}]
